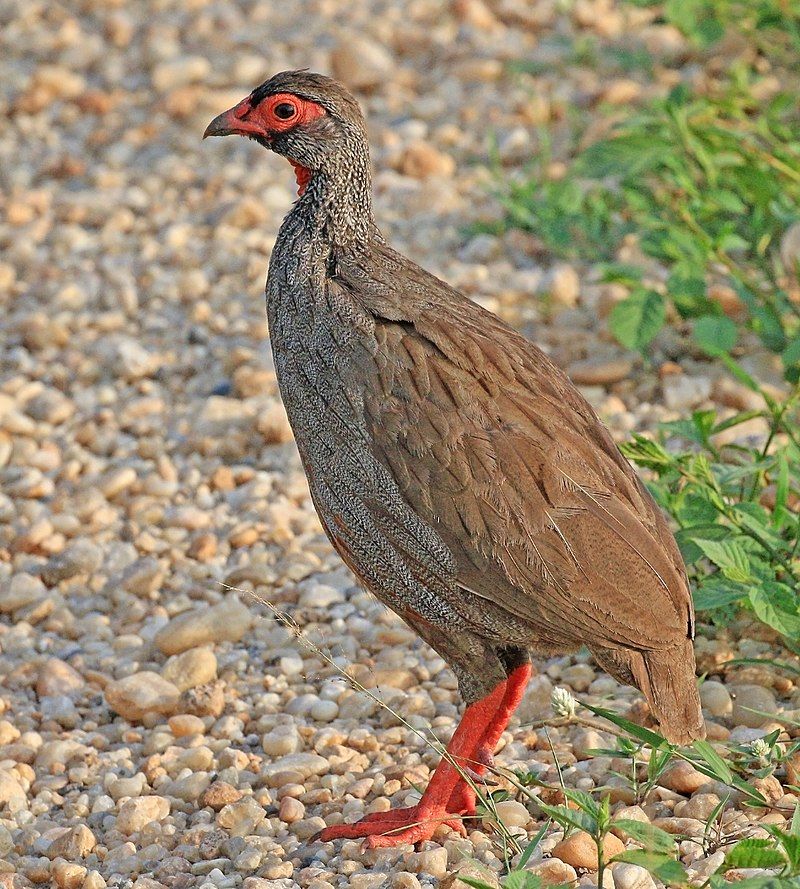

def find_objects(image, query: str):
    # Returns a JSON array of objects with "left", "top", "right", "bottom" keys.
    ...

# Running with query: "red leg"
[
  {"left": 317, "top": 664, "right": 531, "bottom": 848},
  {"left": 446, "top": 664, "right": 532, "bottom": 816}
]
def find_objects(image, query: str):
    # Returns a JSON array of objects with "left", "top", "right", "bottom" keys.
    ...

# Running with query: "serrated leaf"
[
  {"left": 503, "top": 872, "right": 543, "bottom": 889},
  {"left": 693, "top": 315, "right": 739, "bottom": 357},
  {"left": 612, "top": 849, "right": 688, "bottom": 884},
  {"left": 750, "top": 583, "right": 800, "bottom": 640},
  {"left": 693, "top": 538, "right": 753, "bottom": 581},
  {"left": 609, "top": 290, "right": 666, "bottom": 352},
  {"left": 613, "top": 819, "right": 677, "bottom": 854},
  {"left": 724, "top": 837, "right": 786, "bottom": 870}
]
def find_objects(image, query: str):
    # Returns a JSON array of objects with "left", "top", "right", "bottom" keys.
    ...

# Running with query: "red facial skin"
[{"left": 206, "top": 92, "right": 326, "bottom": 195}]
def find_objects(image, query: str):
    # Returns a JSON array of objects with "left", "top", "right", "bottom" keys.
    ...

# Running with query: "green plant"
[
  {"left": 498, "top": 0, "right": 800, "bottom": 381},
  {"left": 621, "top": 377, "right": 800, "bottom": 640}
]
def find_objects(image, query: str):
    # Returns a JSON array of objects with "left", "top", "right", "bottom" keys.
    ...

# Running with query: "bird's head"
[{"left": 203, "top": 70, "right": 369, "bottom": 197}]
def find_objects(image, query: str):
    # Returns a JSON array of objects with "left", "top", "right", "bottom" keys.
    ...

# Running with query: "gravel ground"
[{"left": 0, "top": 1, "right": 797, "bottom": 888}]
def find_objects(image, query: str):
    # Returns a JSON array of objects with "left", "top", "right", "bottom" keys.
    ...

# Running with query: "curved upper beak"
[
  {"left": 203, "top": 98, "right": 265, "bottom": 140},
  {"left": 203, "top": 108, "right": 240, "bottom": 139}
]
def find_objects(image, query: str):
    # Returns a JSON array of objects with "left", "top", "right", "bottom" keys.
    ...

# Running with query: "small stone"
[
  {"left": 410, "top": 848, "right": 448, "bottom": 879},
  {"left": 0, "top": 772, "right": 27, "bottom": 812},
  {"left": 440, "top": 860, "right": 500, "bottom": 889},
  {"left": 310, "top": 699, "right": 338, "bottom": 722},
  {"left": 659, "top": 760, "right": 708, "bottom": 795},
  {"left": 36, "top": 658, "right": 84, "bottom": 698},
  {"left": 162, "top": 647, "right": 218, "bottom": 691},
  {"left": 46, "top": 825, "right": 96, "bottom": 860},
  {"left": 40, "top": 540, "right": 101, "bottom": 584},
  {"left": 262, "top": 724, "right": 301, "bottom": 756},
  {"left": 179, "top": 681, "right": 226, "bottom": 718},
  {"left": 330, "top": 35, "right": 394, "bottom": 90},
  {"left": 120, "top": 556, "right": 164, "bottom": 595},
  {"left": 168, "top": 714, "right": 205, "bottom": 737},
  {"left": 568, "top": 357, "right": 633, "bottom": 386},
  {"left": 105, "top": 672, "right": 180, "bottom": 722},
  {"left": 278, "top": 796, "right": 305, "bottom": 823},
  {"left": 700, "top": 681, "right": 732, "bottom": 717},
  {"left": 202, "top": 781, "right": 242, "bottom": 810},
  {"left": 261, "top": 752, "right": 329, "bottom": 780},
  {"left": 152, "top": 56, "right": 211, "bottom": 92},
  {"left": 612, "top": 862, "right": 657, "bottom": 889},
  {"left": 525, "top": 859, "right": 578, "bottom": 886},
  {"left": 548, "top": 264, "right": 580, "bottom": 307},
  {"left": 116, "top": 796, "right": 170, "bottom": 834},
  {"left": 155, "top": 597, "right": 252, "bottom": 655},
  {"left": 491, "top": 799, "right": 530, "bottom": 828},
  {"left": 551, "top": 831, "right": 624, "bottom": 870},
  {"left": 217, "top": 796, "right": 266, "bottom": 836},
  {"left": 52, "top": 861, "right": 87, "bottom": 889},
  {"left": 399, "top": 143, "right": 455, "bottom": 179},
  {"left": 675, "top": 793, "right": 723, "bottom": 820},
  {"left": 662, "top": 375, "right": 712, "bottom": 410},
  {"left": 730, "top": 684, "right": 778, "bottom": 728},
  {"left": 1, "top": 574, "right": 46, "bottom": 613}
]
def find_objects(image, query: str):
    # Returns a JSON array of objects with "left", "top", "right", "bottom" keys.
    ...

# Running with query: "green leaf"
[
  {"left": 613, "top": 819, "right": 676, "bottom": 854},
  {"left": 536, "top": 801, "right": 597, "bottom": 834},
  {"left": 692, "top": 577, "right": 748, "bottom": 612},
  {"left": 460, "top": 879, "right": 501, "bottom": 889},
  {"left": 609, "top": 290, "right": 666, "bottom": 352},
  {"left": 518, "top": 822, "right": 549, "bottom": 868},
  {"left": 581, "top": 702, "right": 669, "bottom": 748},
  {"left": 693, "top": 538, "right": 753, "bottom": 582},
  {"left": 693, "top": 315, "right": 739, "bottom": 357},
  {"left": 724, "top": 837, "right": 787, "bottom": 870},
  {"left": 503, "top": 872, "right": 543, "bottom": 889},
  {"left": 691, "top": 739, "right": 734, "bottom": 784},
  {"left": 619, "top": 434, "right": 675, "bottom": 470},
  {"left": 750, "top": 583, "right": 800, "bottom": 640},
  {"left": 612, "top": 849, "right": 688, "bottom": 884}
]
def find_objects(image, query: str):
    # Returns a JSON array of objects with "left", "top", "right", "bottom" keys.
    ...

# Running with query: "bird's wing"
[{"left": 339, "top": 246, "right": 693, "bottom": 652}]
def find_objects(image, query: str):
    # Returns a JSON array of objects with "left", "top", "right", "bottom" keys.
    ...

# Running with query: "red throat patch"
[{"left": 290, "top": 160, "right": 312, "bottom": 196}]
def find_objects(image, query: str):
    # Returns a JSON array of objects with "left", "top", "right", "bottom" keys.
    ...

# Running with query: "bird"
[{"left": 204, "top": 70, "right": 705, "bottom": 848}]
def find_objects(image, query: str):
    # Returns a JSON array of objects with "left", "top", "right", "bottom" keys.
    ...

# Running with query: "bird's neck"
[{"left": 287, "top": 153, "right": 377, "bottom": 249}]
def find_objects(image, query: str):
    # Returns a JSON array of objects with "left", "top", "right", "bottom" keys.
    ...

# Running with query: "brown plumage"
[{"left": 205, "top": 71, "right": 704, "bottom": 848}]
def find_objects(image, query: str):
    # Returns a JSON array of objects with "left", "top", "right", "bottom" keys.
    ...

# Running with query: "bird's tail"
[
  {"left": 632, "top": 641, "right": 705, "bottom": 745},
  {"left": 592, "top": 641, "right": 705, "bottom": 745}
]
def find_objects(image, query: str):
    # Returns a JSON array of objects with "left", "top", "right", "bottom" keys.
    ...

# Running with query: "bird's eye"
[{"left": 274, "top": 102, "right": 297, "bottom": 121}]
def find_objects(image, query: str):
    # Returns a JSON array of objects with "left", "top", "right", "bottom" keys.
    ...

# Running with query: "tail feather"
[
  {"left": 592, "top": 641, "right": 705, "bottom": 745},
  {"left": 632, "top": 642, "right": 705, "bottom": 745}
]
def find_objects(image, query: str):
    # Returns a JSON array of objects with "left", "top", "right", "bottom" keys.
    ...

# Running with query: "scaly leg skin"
[
  {"left": 445, "top": 664, "right": 532, "bottom": 818},
  {"left": 317, "top": 664, "right": 532, "bottom": 848}
]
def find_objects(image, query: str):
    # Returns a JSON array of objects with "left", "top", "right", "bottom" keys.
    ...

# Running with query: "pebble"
[
  {"left": 35, "top": 659, "right": 84, "bottom": 698},
  {"left": 0, "top": 574, "right": 46, "bottom": 613},
  {"left": 612, "top": 862, "right": 657, "bottom": 889},
  {"left": 551, "top": 831, "right": 624, "bottom": 870},
  {"left": 525, "top": 859, "right": 578, "bottom": 885},
  {"left": 569, "top": 356, "right": 633, "bottom": 386},
  {"left": 330, "top": 35, "right": 394, "bottom": 90},
  {"left": 700, "top": 680, "right": 732, "bottom": 717},
  {"left": 217, "top": 797, "right": 267, "bottom": 836},
  {"left": 440, "top": 860, "right": 500, "bottom": 889},
  {"left": 116, "top": 796, "right": 170, "bottom": 834},
  {"left": 154, "top": 598, "right": 252, "bottom": 655},
  {"left": 729, "top": 685, "right": 778, "bottom": 727},
  {"left": 202, "top": 781, "right": 242, "bottom": 811},
  {"left": 659, "top": 761, "right": 708, "bottom": 795},
  {"left": 105, "top": 672, "right": 181, "bottom": 722},
  {"left": 662, "top": 375, "right": 712, "bottom": 410},
  {"left": 162, "top": 647, "right": 218, "bottom": 691},
  {"left": 490, "top": 799, "right": 531, "bottom": 828},
  {"left": 279, "top": 796, "right": 305, "bottom": 823},
  {"left": 399, "top": 143, "right": 456, "bottom": 179}
]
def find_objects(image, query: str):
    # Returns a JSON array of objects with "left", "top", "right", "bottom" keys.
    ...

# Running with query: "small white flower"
[
  {"left": 750, "top": 738, "right": 771, "bottom": 763},
  {"left": 551, "top": 686, "right": 577, "bottom": 719}
]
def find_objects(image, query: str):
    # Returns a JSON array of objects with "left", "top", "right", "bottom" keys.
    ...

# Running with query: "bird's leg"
[
  {"left": 317, "top": 664, "right": 531, "bottom": 848},
  {"left": 445, "top": 663, "right": 532, "bottom": 818}
]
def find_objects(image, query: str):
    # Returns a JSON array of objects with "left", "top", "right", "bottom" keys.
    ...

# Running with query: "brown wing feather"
[{"left": 344, "top": 244, "right": 694, "bottom": 654}]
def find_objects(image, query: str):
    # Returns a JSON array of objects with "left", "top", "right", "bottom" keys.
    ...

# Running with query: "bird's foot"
[{"left": 317, "top": 802, "right": 468, "bottom": 848}]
